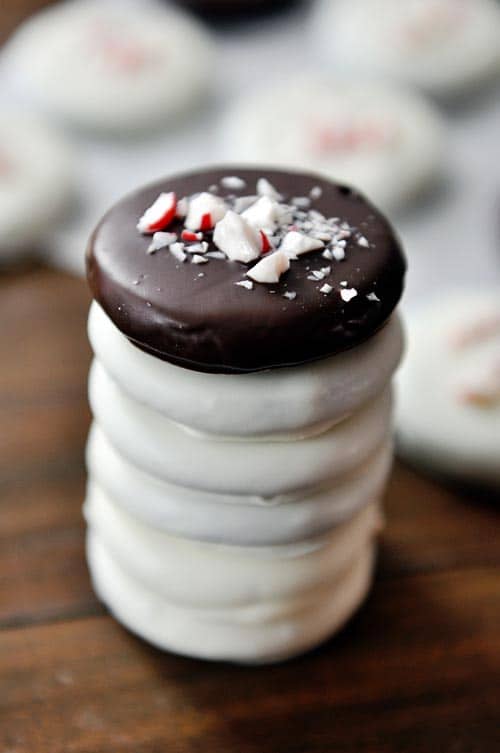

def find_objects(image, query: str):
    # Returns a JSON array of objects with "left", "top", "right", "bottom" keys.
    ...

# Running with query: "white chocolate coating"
[
  {"left": 88, "top": 302, "right": 404, "bottom": 438},
  {"left": 0, "top": 112, "right": 73, "bottom": 259},
  {"left": 396, "top": 291, "right": 500, "bottom": 486},
  {"left": 314, "top": 0, "right": 500, "bottom": 98},
  {"left": 89, "top": 360, "right": 393, "bottom": 497},
  {"left": 222, "top": 75, "right": 444, "bottom": 213},
  {"left": 2, "top": 0, "right": 214, "bottom": 134},
  {"left": 85, "top": 487, "right": 382, "bottom": 608},
  {"left": 87, "top": 426, "right": 392, "bottom": 546},
  {"left": 86, "top": 296, "right": 401, "bottom": 661},
  {"left": 87, "top": 532, "right": 376, "bottom": 663}
]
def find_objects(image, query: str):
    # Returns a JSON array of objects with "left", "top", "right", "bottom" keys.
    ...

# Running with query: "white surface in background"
[{"left": 1, "top": 0, "right": 499, "bottom": 308}]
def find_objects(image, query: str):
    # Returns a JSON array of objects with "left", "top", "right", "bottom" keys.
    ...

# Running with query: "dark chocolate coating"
[
  {"left": 87, "top": 168, "right": 406, "bottom": 373},
  {"left": 171, "top": 0, "right": 300, "bottom": 18}
]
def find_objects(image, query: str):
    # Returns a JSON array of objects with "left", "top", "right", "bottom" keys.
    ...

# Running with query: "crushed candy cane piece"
[
  {"left": 137, "top": 192, "right": 176, "bottom": 234},
  {"left": 221, "top": 176, "right": 247, "bottom": 190},
  {"left": 367, "top": 292, "right": 380, "bottom": 302},
  {"left": 308, "top": 270, "right": 326, "bottom": 281},
  {"left": 185, "top": 193, "right": 227, "bottom": 231},
  {"left": 257, "top": 178, "right": 282, "bottom": 201},
  {"left": 186, "top": 242, "right": 209, "bottom": 255},
  {"left": 280, "top": 231, "right": 324, "bottom": 259},
  {"left": 181, "top": 230, "right": 203, "bottom": 242},
  {"left": 310, "top": 186, "right": 322, "bottom": 199},
  {"left": 169, "top": 242, "right": 187, "bottom": 262},
  {"left": 247, "top": 251, "right": 290, "bottom": 284},
  {"left": 235, "top": 280, "right": 254, "bottom": 290},
  {"left": 320, "top": 283, "right": 333, "bottom": 294},
  {"left": 341, "top": 288, "right": 358, "bottom": 302},
  {"left": 358, "top": 235, "right": 370, "bottom": 248},
  {"left": 233, "top": 195, "right": 258, "bottom": 213},
  {"left": 192, "top": 254, "right": 208, "bottom": 264},
  {"left": 176, "top": 197, "right": 188, "bottom": 218},
  {"left": 322, "top": 249, "right": 333, "bottom": 260},
  {"left": 213, "top": 211, "right": 260, "bottom": 263},
  {"left": 206, "top": 250, "right": 226, "bottom": 260},
  {"left": 147, "top": 231, "right": 177, "bottom": 254},
  {"left": 332, "top": 246, "right": 346, "bottom": 261},
  {"left": 292, "top": 196, "right": 311, "bottom": 209},
  {"left": 260, "top": 230, "right": 272, "bottom": 254},
  {"left": 283, "top": 291, "right": 297, "bottom": 300},
  {"left": 242, "top": 196, "right": 280, "bottom": 232}
]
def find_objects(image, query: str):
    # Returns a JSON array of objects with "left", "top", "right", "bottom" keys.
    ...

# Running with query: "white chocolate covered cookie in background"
[
  {"left": 396, "top": 291, "right": 500, "bottom": 487},
  {"left": 0, "top": 111, "right": 74, "bottom": 263},
  {"left": 222, "top": 76, "right": 445, "bottom": 214},
  {"left": 313, "top": 0, "right": 500, "bottom": 98},
  {"left": 1, "top": 0, "right": 214, "bottom": 135}
]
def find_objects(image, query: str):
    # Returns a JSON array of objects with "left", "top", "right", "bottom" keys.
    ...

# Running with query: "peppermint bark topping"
[{"left": 136, "top": 176, "right": 373, "bottom": 297}]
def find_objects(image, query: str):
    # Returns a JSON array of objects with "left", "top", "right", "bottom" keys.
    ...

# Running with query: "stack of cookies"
[{"left": 85, "top": 168, "right": 406, "bottom": 663}]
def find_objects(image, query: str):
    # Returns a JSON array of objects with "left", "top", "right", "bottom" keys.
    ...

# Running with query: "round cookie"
[
  {"left": 87, "top": 426, "right": 392, "bottom": 546},
  {"left": 89, "top": 360, "right": 392, "bottom": 497},
  {"left": 87, "top": 531, "right": 376, "bottom": 663},
  {"left": 0, "top": 111, "right": 73, "bottom": 262},
  {"left": 396, "top": 291, "right": 500, "bottom": 487},
  {"left": 89, "top": 302, "right": 404, "bottom": 437},
  {"left": 2, "top": 0, "right": 214, "bottom": 134},
  {"left": 222, "top": 77, "right": 444, "bottom": 214},
  {"left": 313, "top": 0, "right": 500, "bottom": 98},
  {"left": 87, "top": 168, "right": 406, "bottom": 373}
]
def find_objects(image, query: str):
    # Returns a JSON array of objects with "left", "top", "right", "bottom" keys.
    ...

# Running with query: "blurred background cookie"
[
  {"left": 222, "top": 75, "right": 445, "bottom": 214},
  {"left": 1, "top": 0, "right": 214, "bottom": 134},
  {"left": 396, "top": 291, "right": 500, "bottom": 487},
  {"left": 313, "top": 0, "right": 500, "bottom": 98},
  {"left": 0, "top": 111, "right": 74, "bottom": 264}
]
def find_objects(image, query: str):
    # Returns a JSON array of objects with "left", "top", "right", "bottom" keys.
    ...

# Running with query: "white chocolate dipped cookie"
[
  {"left": 222, "top": 76, "right": 444, "bottom": 213},
  {"left": 84, "top": 487, "right": 382, "bottom": 608},
  {"left": 396, "top": 291, "right": 500, "bottom": 486},
  {"left": 0, "top": 112, "right": 73, "bottom": 262},
  {"left": 87, "top": 426, "right": 393, "bottom": 546},
  {"left": 87, "top": 531, "right": 376, "bottom": 663},
  {"left": 313, "top": 0, "right": 500, "bottom": 97},
  {"left": 2, "top": 0, "right": 214, "bottom": 134},
  {"left": 89, "top": 302, "right": 404, "bottom": 438},
  {"left": 89, "top": 361, "right": 393, "bottom": 497}
]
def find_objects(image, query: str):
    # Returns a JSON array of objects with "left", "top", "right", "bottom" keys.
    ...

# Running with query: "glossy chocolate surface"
[{"left": 87, "top": 168, "right": 406, "bottom": 373}]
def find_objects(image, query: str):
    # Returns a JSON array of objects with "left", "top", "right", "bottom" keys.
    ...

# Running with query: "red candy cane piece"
[
  {"left": 260, "top": 230, "right": 272, "bottom": 254},
  {"left": 181, "top": 230, "right": 203, "bottom": 242},
  {"left": 137, "top": 192, "right": 177, "bottom": 234},
  {"left": 200, "top": 212, "right": 213, "bottom": 231}
]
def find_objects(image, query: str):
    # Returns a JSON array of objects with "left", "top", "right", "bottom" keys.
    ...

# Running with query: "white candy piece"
[
  {"left": 221, "top": 176, "right": 246, "bottom": 190},
  {"left": 246, "top": 250, "right": 290, "bottom": 284},
  {"left": 257, "top": 178, "right": 282, "bottom": 201},
  {"left": 137, "top": 192, "right": 176, "bottom": 234},
  {"left": 320, "top": 283, "right": 333, "bottom": 294},
  {"left": 242, "top": 196, "right": 280, "bottom": 232},
  {"left": 213, "top": 211, "right": 260, "bottom": 263},
  {"left": 169, "top": 242, "right": 186, "bottom": 262},
  {"left": 280, "top": 231, "right": 324, "bottom": 259},
  {"left": 147, "top": 231, "right": 177, "bottom": 254},
  {"left": 341, "top": 288, "right": 358, "bottom": 302},
  {"left": 191, "top": 254, "right": 208, "bottom": 264},
  {"left": 185, "top": 192, "right": 227, "bottom": 231},
  {"left": 235, "top": 280, "right": 253, "bottom": 290}
]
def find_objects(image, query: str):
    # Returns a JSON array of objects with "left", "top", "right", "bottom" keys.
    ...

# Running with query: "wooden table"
[
  {"left": 1, "top": 264, "right": 499, "bottom": 753},
  {"left": 1, "top": 2, "right": 499, "bottom": 749}
]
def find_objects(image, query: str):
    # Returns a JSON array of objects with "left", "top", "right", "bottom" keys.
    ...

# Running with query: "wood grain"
[{"left": 0, "top": 2, "right": 499, "bottom": 750}]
